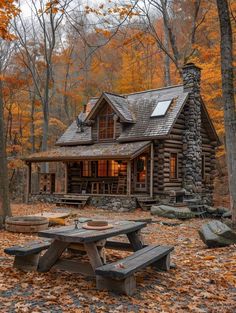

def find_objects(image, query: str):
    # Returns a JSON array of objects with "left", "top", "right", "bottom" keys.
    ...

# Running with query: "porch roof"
[{"left": 23, "top": 141, "right": 151, "bottom": 162}]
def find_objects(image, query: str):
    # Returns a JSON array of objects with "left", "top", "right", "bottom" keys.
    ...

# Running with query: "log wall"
[{"left": 153, "top": 110, "right": 216, "bottom": 202}]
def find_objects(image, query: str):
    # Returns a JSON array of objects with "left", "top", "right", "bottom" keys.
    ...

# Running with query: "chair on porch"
[
  {"left": 91, "top": 182, "right": 100, "bottom": 194},
  {"left": 102, "top": 181, "right": 111, "bottom": 194},
  {"left": 79, "top": 181, "right": 88, "bottom": 194},
  {"left": 116, "top": 176, "right": 127, "bottom": 194}
]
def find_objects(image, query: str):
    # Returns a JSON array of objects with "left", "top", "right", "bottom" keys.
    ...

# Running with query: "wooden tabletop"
[{"left": 38, "top": 221, "right": 147, "bottom": 244}]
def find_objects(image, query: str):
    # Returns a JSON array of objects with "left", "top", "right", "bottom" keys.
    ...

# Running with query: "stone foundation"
[
  {"left": 88, "top": 196, "right": 138, "bottom": 212},
  {"left": 29, "top": 194, "right": 58, "bottom": 203},
  {"left": 28, "top": 194, "right": 138, "bottom": 212}
]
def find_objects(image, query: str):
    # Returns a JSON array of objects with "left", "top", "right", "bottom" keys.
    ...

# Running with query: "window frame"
[
  {"left": 82, "top": 160, "right": 92, "bottom": 177},
  {"left": 98, "top": 105, "right": 114, "bottom": 141},
  {"left": 170, "top": 152, "right": 178, "bottom": 180},
  {"left": 97, "top": 160, "right": 119, "bottom": 177}
]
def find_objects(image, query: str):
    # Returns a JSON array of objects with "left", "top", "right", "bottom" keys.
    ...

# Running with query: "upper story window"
[{"left": 99, "top": 105, "right": 114, "bottom": 140}]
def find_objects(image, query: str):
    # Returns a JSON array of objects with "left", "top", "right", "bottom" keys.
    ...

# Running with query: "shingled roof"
[
  {"left": 119, "top": 85, "right": 188, "bottom": 141},
  {"left": 24, "top": 141, "right": 151, "bottom": 162},
  {"left": 85, "top": 92, "right": 134, "bottom": 123},
  {"left": 56, "top": 121, "right": 93, "bottom": 146},
  {"left": 57, "top": 85, "right": 189, "bottom": 146}
]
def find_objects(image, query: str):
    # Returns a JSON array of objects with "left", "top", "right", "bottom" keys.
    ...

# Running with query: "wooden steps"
[
  {"left": 137, "top": 197, "right": 159, "bottom": 211},
  {"left": 55, "top": 195, "right": 89, "bottom": 208}
]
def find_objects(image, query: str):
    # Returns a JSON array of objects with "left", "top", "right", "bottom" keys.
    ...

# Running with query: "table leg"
[
  {"left": 84, "top": 242, "right": 103, "bottom": 271},
  {"left": 127, "top": 230, "right": 144, "bottom": 251},
  {"left": 38, "top": 240, "right": 69, "bottom": 272}
]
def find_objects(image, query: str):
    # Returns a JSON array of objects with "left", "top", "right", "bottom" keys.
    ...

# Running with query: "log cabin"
[{"left": 24, "top": 63, "right": 220, "bottom": 210}]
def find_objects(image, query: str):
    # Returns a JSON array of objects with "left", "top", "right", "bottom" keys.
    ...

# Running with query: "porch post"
[
  {"left": 64, "top": 162, "right": 68, "bottom": 194},
  {"left": 26, "top": 162, "right": 32, "bottom": 204},
  {"left": 150, "top": 142, "right": 154, "bottom": 198},
  {"left": 127, "top": 160, "right": 131, "bottom": 196}
]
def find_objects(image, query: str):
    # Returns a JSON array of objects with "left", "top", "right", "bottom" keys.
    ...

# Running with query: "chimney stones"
[{"left": 182, "top": 63, "right": 202, "bottom": 198}]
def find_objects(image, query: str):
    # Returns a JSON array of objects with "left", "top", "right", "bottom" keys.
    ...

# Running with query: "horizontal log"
[
  {"left": 170, "top": 128, "right": 185, "bottom": 135},
  {"left": 163, "top": 144, "right": 183, "bottom": 149}
]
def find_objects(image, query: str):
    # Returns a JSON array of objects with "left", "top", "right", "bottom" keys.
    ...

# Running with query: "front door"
[{"left": 134, "top": 155, "right": 147, "bottom": 192}]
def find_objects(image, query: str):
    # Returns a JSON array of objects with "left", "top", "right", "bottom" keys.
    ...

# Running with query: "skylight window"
[{"left": 151, "top": 100, "right": 172, "bottom": 117}]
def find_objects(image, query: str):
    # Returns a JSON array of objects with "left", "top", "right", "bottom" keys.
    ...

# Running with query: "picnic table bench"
[
  {"left": 4, "top": 240, "right": 51, "bottom": 271},
  {"left": 96, "top": 244, "right": 174, "bottom": 295}
]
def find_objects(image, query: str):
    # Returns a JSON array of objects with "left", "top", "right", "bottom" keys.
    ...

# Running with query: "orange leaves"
[
  {"left": 95, "top": 28, "right": 111, "bottom": 38},
  {"left": 0, "top": 0, "right": 19, "bottom": 40},
  {"left": 42, "top": 0, "right": 60, "bottom": 14},
  {"left": 202, "top": 255, "right": 216, "bottom": 260}
]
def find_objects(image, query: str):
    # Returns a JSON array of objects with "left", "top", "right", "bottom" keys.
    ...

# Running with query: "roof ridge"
[
  {"left": 104, "top": 91, "right": 126, "bottom": 98},
  {"left": 88, "top": 85, "right": 184, "bottom": 102},
  {"left": 124, "top": 84, "right": 183, "bottom": 96}
]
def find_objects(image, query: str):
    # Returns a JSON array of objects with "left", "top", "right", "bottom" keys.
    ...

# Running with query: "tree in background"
[
  {"left": 216, "top": 0, "right": 236, "bottom": 224},
  {"left": 0, "top": 0, "right": 19, "bottom": 226}
]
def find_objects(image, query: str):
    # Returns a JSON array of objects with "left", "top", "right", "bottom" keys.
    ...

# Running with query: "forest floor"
[{"left": 0, "top": 203, "right": 235, "bottom": 313}]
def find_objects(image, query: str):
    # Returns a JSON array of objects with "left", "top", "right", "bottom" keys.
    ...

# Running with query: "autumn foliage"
[
  {"left": 0, "top": 0, "right": 235, "bottom": 185},
  {"left": 0, "top": 0, "right": 19, "bottom": 39}
]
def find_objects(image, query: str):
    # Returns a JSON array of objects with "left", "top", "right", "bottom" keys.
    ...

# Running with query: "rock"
[
  {"left": 151, "top": 205, "right": 195, "bottom": 219},
  {"left": 198, "top": 220, "right": 236, "bottom": 248},
  {"left": 222, "top": 211, "right": 232, "bottom": 218},
  {"left": 217, "top": 207, "right": 230, "bottom": 215},
  {"left": 78, "top": 217, "right": 92, "bottom": 223},
  {"left": 206, "top": 206, "right": 218, "bottom": 214}
]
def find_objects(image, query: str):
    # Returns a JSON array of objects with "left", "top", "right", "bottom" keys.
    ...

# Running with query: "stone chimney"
[{"left": 182, "top": 63, "right": 202, "bottom": 198}]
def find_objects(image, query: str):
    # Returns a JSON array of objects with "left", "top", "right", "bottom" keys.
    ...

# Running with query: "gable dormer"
[{"left": 85, "top": 92, "right": 134, "bottom": 142}]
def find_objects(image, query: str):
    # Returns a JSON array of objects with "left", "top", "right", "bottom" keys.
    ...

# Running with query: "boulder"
[
  {"left": 151, "top": 205, "right": 195, "bottom": 219},
  {"left": 206, "top": 206, "right": 218, "bottom": 214},
  {"left": 222, "top": 211, "right": 232, "bottom": 218},
  {"left": 199, "top": 220, "right": 236, "bottom": 248},
  {"left": 217, "top": 207, "right": 230, "bottom": 215}
]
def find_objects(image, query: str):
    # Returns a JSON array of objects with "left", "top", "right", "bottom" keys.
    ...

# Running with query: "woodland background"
[{"left": 1, "top": 0, "right": 235, "bottom": 204}]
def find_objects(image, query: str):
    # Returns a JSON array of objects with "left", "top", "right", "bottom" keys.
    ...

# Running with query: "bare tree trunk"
[
  {"left": 0, "top": 78, "right": 11, "bottom": 226},
  {"left": 216, "top": 0, "right": 236, "bottom": 225},
  {"left": 30, "top": 100, "right": 35, "bottom": 153},
  {"left": 163, "top": 22, "right": 171, "bottom": 86},
  {"left": 29, "top": 88, "right": 36, "bottom": 153}
]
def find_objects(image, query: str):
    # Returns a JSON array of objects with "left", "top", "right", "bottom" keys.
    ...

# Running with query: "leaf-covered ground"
[{"left": 0, "top": 203, "right": 235, "bottom": 313}]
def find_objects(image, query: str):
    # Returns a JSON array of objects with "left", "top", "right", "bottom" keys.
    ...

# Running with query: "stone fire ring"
[{"left": 5, "top": 216, "right": 49, "bottom": 233}]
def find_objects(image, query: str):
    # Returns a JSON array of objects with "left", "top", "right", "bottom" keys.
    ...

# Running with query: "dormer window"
[{"left": 99, "top": 105, "right": 114, "bottom": 140}]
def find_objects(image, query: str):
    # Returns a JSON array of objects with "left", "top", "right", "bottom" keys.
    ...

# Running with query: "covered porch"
[{"left": 23, "top": 141, "right": 154, "bottom": 202}]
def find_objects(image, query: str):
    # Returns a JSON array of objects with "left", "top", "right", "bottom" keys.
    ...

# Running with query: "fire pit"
[{"left": 5, "top": 216, "right": 49, "bottom": 233}]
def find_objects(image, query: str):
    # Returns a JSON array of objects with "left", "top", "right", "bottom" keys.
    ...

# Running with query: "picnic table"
[
  {"left": 5, "top": 220, "right": 174, "bottom": 295},
  {"left": 37, "top": 220, "right": 146, "bottom": 274}
]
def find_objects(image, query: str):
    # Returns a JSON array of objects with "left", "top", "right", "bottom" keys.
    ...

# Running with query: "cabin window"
[
  {"left": 136, "top": 156, "right": 147, "bottom": 183},
  {"left": 82, "top": 161, "right": 92, "bottom": 177},
  {"left": 98, "top": 160, "right": 119, "bottom": 177},
  {"left": 202, "top": 154, "right": 205, "bottom": 180},
  {"left": 170, "top": 153, "right": 178, "bottom": 179},
  {"left": 99, "top": 105, "right": 114, "bottom": 140},
  {"left": 98, "top": 160, "right": 108, "bottom": 176},
  {"left": 108, "top": 161, "right": 119, "bottom": 176}
]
